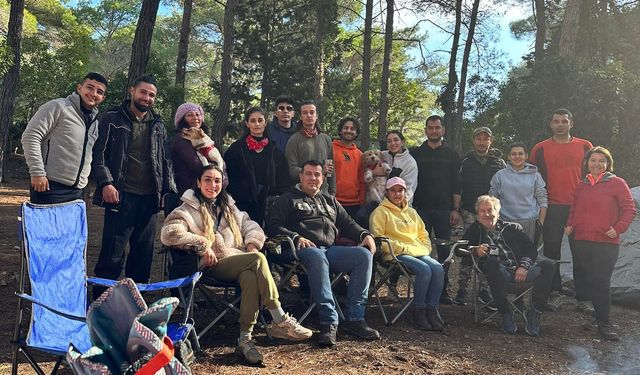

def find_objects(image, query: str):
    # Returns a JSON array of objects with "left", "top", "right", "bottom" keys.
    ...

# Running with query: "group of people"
[{"left": 20, "top": 72, "right": 636, "bottom": 365}]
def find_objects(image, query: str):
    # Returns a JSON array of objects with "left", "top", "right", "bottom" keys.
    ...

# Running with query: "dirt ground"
[{"left": 1, "top": 157, "right": 639, "bottom": 374}]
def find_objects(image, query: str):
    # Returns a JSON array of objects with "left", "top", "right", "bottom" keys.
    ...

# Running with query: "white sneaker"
[{"left": 267, "top": 313, "right": 313, "bottom": 341}]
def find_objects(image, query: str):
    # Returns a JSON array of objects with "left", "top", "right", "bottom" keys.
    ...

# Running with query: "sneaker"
[
  {"left": 454, "top": 290, "right": 467, "bottom": 306},
  {"left": 341, "top": 320, "right": 381, "bottom": 341},
  {"left": 317, "top": 324, "right": 337, "bottom": 346},
  {"left": 235, "top": 339, "right": 263, "bottom": 364},
  {"left": 575, "top": 301, "right": 595, "bottom": 314},
  {"left": 597, "top": 322, "right": 620, "bottom": 341},
  {"left": 501, "top": 311, "right": 517, "bottom": 334},
  {"left": 267, "top": 313, "right": 313, "bottom": 341},
  {"left": 413, "top": 307, "right": 432, "bottom": 330},
  {"left": 524, "top": 308, "right": 542, "bottom": 337},
  {"left": 426, "top": 309, "right": 444, "bottom": 331},
  {"left": 477, "top": 289, "right": 498, "bottom": 311}
]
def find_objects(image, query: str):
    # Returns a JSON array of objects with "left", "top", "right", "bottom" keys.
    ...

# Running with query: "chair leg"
[{"left": 50, "top": 355, "right": 63, "bottom": 374}]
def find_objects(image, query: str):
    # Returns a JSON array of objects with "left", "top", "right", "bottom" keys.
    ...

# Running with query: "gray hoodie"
[
  {"left": 489, "top": 162, "right": 548, "bottom": 220},
  {"left": 21, "top": 92, "right": 99, "bottom": 189}
]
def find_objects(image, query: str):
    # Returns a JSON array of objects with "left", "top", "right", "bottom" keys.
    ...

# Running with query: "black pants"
[
  {"left": 30, "top": 181, "right": 83, "bottom": 204},
  {"left": 481, "top": 256, "right": 554, "bottom": 313},
  {"left": 93, "top": 192, "right": 158, "bottom": 298},
  {"left": 572, "top": 240, "right": 619, "bottom": 323},
  {"left": 543, "top": 204, "right": 586, "bottom": 298}
]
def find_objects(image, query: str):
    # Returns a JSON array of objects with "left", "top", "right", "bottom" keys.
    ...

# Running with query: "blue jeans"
[
  {"left": 297, "top": 245, "right": 373, "bottom": 325},
  {"left": 397, "top": 255, "right": 444, "bottom": 309}
]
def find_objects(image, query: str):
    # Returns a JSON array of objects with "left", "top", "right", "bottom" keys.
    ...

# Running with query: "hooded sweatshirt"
[
  {"left": 489, "top": 162, "right": 548, "bottom": 221},
  {"left": 370, "top": 197, "right": 432, "bottom": 261},
  {"left": 382, "top": 148, "right": 418, "bottom": 205},
  {"left": 267, "top": 117, "right": 297, "bottom": 154},
  {"left": 332, "top": 140, "right": 365, "bottom": 206}
]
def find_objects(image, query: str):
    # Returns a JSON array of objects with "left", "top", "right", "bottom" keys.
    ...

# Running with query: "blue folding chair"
[{"left": 11, "top": 200, "right": 201, "bottom": 375}]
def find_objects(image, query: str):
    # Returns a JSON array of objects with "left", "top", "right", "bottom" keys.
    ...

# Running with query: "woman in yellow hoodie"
[{"left": 370, "top": 177, "right": 445, "bottom": 331}]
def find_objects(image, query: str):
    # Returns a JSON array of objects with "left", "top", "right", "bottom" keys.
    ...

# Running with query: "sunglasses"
[{"left": 278, "top": 105, "right": 294, "bottom": 112}]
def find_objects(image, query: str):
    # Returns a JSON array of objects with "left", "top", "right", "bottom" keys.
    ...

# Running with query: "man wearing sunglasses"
[{"left": 268, "top": 95, "right": 297, "bottom": 153}]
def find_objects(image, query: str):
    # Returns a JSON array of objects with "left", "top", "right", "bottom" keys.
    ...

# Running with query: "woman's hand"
[
  {"left": 202, "top": 247, "right": 218, "bottom": 267},
  {"left": 564, "top": 226, "right": 573, "bottom": 236},
  {"left": 246, "top": 243, "right": 260, "bottom": 252},
  {"left": 604, "top": 226, "right": 618, "bottom": 238}
]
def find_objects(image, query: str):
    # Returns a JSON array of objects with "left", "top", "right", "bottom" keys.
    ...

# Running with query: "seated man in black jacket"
[
  {"left": 268, "top": 160, "right": 380, "bottom": 346},
  {"left": 463, "top": 195, "right": 554, "bottom": 337}
]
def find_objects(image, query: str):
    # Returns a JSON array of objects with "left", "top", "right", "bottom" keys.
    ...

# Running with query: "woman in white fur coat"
[{"left": 161, "top": 164, "right": 311, "bottom": 364}]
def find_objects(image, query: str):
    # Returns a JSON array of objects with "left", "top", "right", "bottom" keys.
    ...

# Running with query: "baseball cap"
[
  {"left": 473, "top": 126, "right": 493, "bottom": 137},
  {"left": 385, "top": 177, "right": 407, "bottom": 190}
]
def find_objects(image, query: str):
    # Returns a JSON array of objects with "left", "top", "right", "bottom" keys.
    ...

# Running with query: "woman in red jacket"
[{"left": 565, "top": 146, "right": 636, "bottom": 341}]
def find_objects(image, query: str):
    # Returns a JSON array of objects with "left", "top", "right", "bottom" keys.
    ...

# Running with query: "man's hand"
[
  {"left": 202, "top": 247, "right": 218, "bottom": 267},
  {"left": 297, "top": 237, "right": 316, "bottom": 249},
  {"left": 450, "top": 210, "right": 460, "bottom": 225},
  {"left": 604, "top": 226, "right": 618, "bottom": 238},
  {"left": 102, "top": 185, "right": 119, "bottom": 204},
  {"left": 514, "top": 266, "right": 528, "bottom": 283},
  {"left": 31, "top": 176, "right": 49, "bottom": 192},
  {"left": 564, "top": 226, "right": 573, "bottom": 236},
  {"left": 471, "top": 244, "right": 489, "bottom": 257},
  {"left": 360, "top": 234, "right": 376, "bottom": 254},
  {"left": 246, "top": 243, "right": 260, "bottom": 252}
]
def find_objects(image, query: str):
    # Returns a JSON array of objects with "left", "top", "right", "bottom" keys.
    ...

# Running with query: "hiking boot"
[
  {"left": 575, "top": 301, "right": 595, "bottom": 315},
  {"left": 317, "top": 324, "right": 337, "bottom": 347},
  {"left": 454, "top": 290, "right": 467, "bottom": 306},
  {"left": 597, "top": 322, "right": 620, "bottom": 341},
  {"left": 426, "top": 309, "right": 444, "bottom": 331},
  {"left": 477, "top": 289, "right": 497, "bottom": 311},
  {"left": 413, "top": 307, "right": 432, "bottom": 330},
  {"left": 524, "top": 308, "right": 542, "bottom": 337},
  {"left": 267, "top": 313, "right": 313, "bottom": 341},
  {"left": 501, "top": 311, "right": 517, "bottom": 334},
  {"left": 235, "top": 339, "right": 263, "bottom": 364},
  {"left": 341, "top": 320, "right": 381, "bottom": 341}
]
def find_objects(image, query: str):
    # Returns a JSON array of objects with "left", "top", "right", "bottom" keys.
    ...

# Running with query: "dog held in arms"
[
  {"left": 181, "top": 127, "right": 225, "bottom": 169},
  {"left": 362, "top": 149, "right": 392, "bottom": 203}
]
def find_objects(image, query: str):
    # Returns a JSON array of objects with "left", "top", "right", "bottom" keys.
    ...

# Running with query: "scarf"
[
  {"left": 246, "top": 135, "right": 269, "bottom": 151},
  {"left": 302, "top": 126, "right": 318, "bottom": 138}
]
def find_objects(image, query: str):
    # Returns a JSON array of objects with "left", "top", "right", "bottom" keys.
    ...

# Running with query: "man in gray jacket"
[{"left": 21, "top": 72, "right": 108, "bottom": 204}]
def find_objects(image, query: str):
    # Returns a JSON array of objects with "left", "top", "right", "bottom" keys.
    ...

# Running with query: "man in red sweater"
[
  {"left": 333, "top": 117, "right": 366, "bottom": 221},
  {"left": 529, "top": 108, "right": 593, "bottom": 311}
]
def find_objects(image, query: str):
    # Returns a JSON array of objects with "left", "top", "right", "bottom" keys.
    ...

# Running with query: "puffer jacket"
[
  {"left": 369, "top": 197, "right": 432, "bottom": 261},
  {"left": 21, "top": 92, "right": 99, "bottom": 189},
  {"left": 160, "top": 189, "right": 266, "bottom": 253},
  {"left": 91, "top": 100, "right": 176, "bottom": 209},
  {"left": 459, "top": 149, "right": 506, "bottom": 212},
  {"left": 267, "top": 185, "right": 370, "bottom": 247}
]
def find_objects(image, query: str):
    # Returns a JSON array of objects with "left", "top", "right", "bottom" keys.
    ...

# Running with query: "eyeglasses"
[{"left": 278, "top": 105, "right": 294, "bottom": 112}]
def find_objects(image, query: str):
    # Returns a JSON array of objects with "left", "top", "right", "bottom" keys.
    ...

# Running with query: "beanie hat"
[{"left": 174, "top": 103, "right": 204, "bottom": 127}]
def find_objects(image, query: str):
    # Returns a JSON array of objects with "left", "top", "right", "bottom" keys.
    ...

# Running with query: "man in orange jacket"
[{"left": 332, "top": 117, "right": 366, "bottom": 221}]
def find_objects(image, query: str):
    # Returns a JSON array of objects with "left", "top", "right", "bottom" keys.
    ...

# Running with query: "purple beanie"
[{"left": 174, "top": 102, "right": 204, "bottom": 127}]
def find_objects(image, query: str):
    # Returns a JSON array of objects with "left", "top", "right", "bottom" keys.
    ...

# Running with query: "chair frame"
[{"left": 371, "top": 237, "right": 468, "bottom": 326}]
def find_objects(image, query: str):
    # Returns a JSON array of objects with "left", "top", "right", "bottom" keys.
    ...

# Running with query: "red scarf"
[
  {"left": 246, "top": 135, "right": 269, "bottom": 151},
  {"left": 302, "top": 126, "right": 318, "bottom": 138}
]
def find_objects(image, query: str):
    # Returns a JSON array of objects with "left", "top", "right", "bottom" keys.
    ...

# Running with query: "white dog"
[
  {"left": 181, "top": 127, "right": 225, "bottom": 169},
  {"left": 362, "top": 149, "right": 392, "bottom": 203}
]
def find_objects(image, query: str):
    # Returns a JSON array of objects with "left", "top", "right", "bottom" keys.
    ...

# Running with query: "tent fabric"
[{"left": 23, "top": 200, "right": 92, "bottom": 354}]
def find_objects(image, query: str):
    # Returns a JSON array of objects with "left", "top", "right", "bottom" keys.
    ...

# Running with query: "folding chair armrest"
[
  {"left": 88, "top": 272, "right": 202, "bottom": 292},
  {"left": 374, "top": 236, "right": 402, "bottom": 262},
  {"left": 15, "top": 292, "right": 86, "bottom": 322},
  {"left": 265, "top": 235, "right": 298, "bottom": 260},
  {"left": 438, "top": 239, "right": 469, "bottom": 265}
]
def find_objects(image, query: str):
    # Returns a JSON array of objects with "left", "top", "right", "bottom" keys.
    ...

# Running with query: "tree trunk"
[
  {"left": 175, "top": 0, "right": 193, "bottom": 101},
  {"left": 453, "top": 0, "right": 480, "bottom": 153},
  {"left": 127, "top": 0, "right": 161, "bottom": 90},
  {"left": 215, "top": 0, "right": 237, "bottom": 151},
  {"left": 313, "top": 0, "right": 328, "bottom": 112},
  {"left": 360, "top": 0, "right": 373, "bottom": 150},
  {"left": 0, "top": 0, "right": 25, "bottom": 182},
  {"left": 559, "top": 0, "right": 580, "bottom": 58},
  {"left": 534, "top": 0, "right": 545, "bottom": 61},
  {"left": 377, "top": 0, "right": 394, "bottom": 149},
  {"left": 440, "top": 0, "right": 462, "bottom": 147}
]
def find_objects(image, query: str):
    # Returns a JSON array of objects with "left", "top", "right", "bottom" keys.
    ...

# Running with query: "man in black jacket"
[
  {"left": 91, "top": 74, "right": 176, "bottom": 297},
  {"left": 268, "top": 160, "right": 379, "bottom": 346},
  {"left": 463, "top": 195, "right": 553, "bottom": 337}
]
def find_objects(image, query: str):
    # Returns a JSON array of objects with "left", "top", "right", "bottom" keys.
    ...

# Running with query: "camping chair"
[
  {"left": 265, "top": 235, "right": 345, "bottom": 323},
  {"left": 371, "top": 237, "right": 469, "bottom": 325},
  {"left": 11, "top": 200, "right": 200, "bottom": 375}
]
